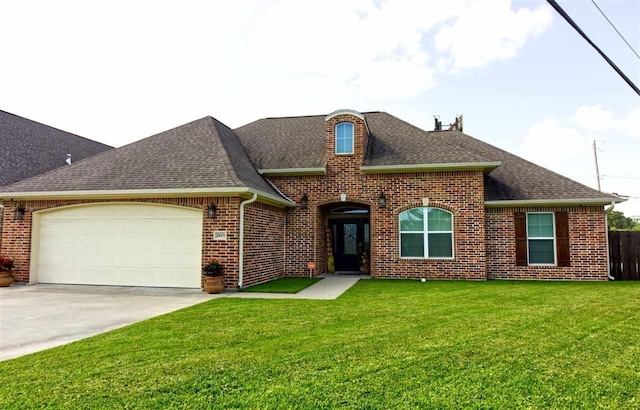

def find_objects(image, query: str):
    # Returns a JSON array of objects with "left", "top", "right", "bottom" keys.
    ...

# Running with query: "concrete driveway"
[{"left": 0, "top": 284, "right": 218, "bottom": 361}]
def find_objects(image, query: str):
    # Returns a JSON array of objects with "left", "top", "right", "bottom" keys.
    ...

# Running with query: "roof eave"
[
  {"left": 259, "top": 167, "right": 326, "bottom": 176},
  {"left": 360, "top": 162, "right": 502, "bottom": 174},
  {"left": 0, "top": 187, "right": 296, "bottom": 207},
  {"left": 484, "top": 197, "right": 627, "bottom": 207}
]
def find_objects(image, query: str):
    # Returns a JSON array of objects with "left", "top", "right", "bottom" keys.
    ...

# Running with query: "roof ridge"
[
  {"left": 369, "top": 112, "right": 490, "bottom": 163},
  {"left": 207, "top": 117, "right": 246, "bottom": 188}
]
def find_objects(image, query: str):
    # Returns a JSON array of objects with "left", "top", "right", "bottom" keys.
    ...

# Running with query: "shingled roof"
[
  {"left": 235, "top": 111, "right": 620, "bottom": 203},
  {"left": 0, "top": 110, "right": 112, "bottom": 187},
  {"left": 0, "top": 116, "right": 286, "bottom": 202},
  {"left": 1, "top": 110, "right": 620, "bottom": 205}
]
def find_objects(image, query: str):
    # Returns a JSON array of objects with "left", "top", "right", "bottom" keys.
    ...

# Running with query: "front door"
[{"left": 331, "top": 219, "right": 369, "bottom": 272}]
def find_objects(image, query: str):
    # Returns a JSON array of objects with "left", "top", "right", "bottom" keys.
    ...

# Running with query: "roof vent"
[{"left": 66, "top": 154, "right": 72, "bottom": 165}]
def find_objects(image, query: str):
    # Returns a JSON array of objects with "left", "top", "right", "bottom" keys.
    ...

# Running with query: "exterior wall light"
[
  {"left": 14, "top": 205, "right": 25, "bottom": 220},
  {"left": 378, "top": 192, "right": 387, "bottom": 209},
  {"left": 207, "top": 204, "right": 217, "bottom": 219},
  {"left": 301, "top": 194, "right": 309, "bottom": 209}
]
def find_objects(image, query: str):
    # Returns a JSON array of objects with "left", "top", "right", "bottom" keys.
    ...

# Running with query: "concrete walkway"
[
  {"left": 0, "top": 276, "right": 362, "bottom": 361},
  {"left": 0, "top": 284, "right": 216, "bottom": 361},
  {"left": 228, "top": 274, "right": 366, "bottom": 300}
]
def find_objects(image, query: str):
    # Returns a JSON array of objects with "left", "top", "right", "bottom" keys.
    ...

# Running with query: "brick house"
[{"left": 0, "top": 109, "right": 623, "bottom": 289}]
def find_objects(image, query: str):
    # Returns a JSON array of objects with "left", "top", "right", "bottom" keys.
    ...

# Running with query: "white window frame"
[
  {"left": 398, "top": 207, "right": 454, "bottom": 260},
  {"left": 335, "top": 122, "right": 354, "bottom": 155},
  {"left": 526, "top": 212, "right": 557, "bottom": 266}
]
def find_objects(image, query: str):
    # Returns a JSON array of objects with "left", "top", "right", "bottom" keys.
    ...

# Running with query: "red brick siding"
[
  {"left": 270, "top": 167, "right": 487, "bottom": 280},
  {"left": 0, "top": 197, "right": 242, "bottom": 288},
  {"left": 242, "top": 202, "right": 286, "bottom": 287},
  {"left": 486, "top": 206, "right": 608, "bottom": 280}
]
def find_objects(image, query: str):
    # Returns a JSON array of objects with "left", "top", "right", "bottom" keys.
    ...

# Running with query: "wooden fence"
[{"left": 609, "top": 231, "right": 640, "bottom": 280}]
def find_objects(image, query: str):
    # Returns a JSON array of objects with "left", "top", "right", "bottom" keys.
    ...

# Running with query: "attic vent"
[{"left": 66, "top": 154, "right": 72, "bottom": 165}]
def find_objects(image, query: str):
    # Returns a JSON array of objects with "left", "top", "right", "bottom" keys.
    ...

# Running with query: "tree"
[{"left": 607, "top": 210, "right": 640, "bottom": 231}]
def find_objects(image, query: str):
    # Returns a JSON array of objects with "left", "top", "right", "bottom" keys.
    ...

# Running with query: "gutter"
[
  {"left": 604, "top": 201, "right": 616, "bottom": 281},
  {"left": 485, "top": 197, "right": 627, "bottom": 207},
  {"left": 258, "top": 167, "right": 326, "bottom": 176},
  {"left": 238, "top": 193, "right": 258, "bottom": 289},
  {"left": 0, "top": 187, "right": 295, "bottom": 208},
  {"left": 360, "top": 161, "right": 501, "bottom": 174}
]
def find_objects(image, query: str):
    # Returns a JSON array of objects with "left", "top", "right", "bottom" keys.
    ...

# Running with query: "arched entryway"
[{"left": 321, "top": 202, "right": 370, "bottom": 274}]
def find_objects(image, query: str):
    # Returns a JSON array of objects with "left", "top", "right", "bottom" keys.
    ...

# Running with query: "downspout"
[
  {"left": 238, "top": 193, "right": 258, "bottom": 289},
  {"left": 604, "top": 201, "right": 616, "bottom": 281}
]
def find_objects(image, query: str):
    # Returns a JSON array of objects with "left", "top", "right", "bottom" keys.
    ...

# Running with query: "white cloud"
[
  {"left": 574, "top": 104, "right": 640, "bottom": 139},
  {"left": 521, "top": 118, "right": 591, "bottom": 169},
  {"left": 434, "top": 0, "right": 552, "bottom": 69},
  {"left": 0, "top": 0, "right": 552, "bottom": 146}
]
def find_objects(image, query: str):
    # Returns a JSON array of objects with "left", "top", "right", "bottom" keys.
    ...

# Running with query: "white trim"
[
  {"left": 335, "top": 122, "right": 355, "bottom": 155},
  {"left": 526, "top": 212, "right": 557, "bottom": 266},
  {"left": 361, "top": 162, "right": 501, "bottom": 173},
  {"left": 398, "top": 207, "right": 454, "bottom": 259},
  {"left": 258, "top": 167, "right": 326, "bottom": 176},
  {"left": 0, "top": 187, "right": 295, "bottom": 207},
  {"left": 325, "top": 109, "right": 365, "bottom": 121},
  {"left": 485, "top": 197, "right": 626, "bottom": 207}
]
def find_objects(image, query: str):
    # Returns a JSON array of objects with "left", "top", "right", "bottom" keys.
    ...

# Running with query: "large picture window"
[
  {"left": 335, "top": 122, "right": 354, "bottom": 154},
  {"left": 526, "top": 212, "right": 556, "bottom": 265},
  {"left": 399, "top": 207, "right": 453, "bottom": 258}
]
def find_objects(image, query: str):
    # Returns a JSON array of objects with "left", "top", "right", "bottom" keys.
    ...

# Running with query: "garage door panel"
[{"left": 36, "top": 204, "right": 203, "bottom": 288}]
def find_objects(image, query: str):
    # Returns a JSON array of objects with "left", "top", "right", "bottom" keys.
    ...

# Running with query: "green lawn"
[
  {"left": 239, "top": 277, "right": 321, "bottom": 293},
  {"left": 1, "top": 280, "right": 639, "bottom": 409}
]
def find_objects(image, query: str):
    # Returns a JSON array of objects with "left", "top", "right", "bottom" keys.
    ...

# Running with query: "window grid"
[
  {"left": 399, "top": 207, "right": 454, "bottom": 259},
  {"left": 335, "top": 122, "right": 354, "bottom": 154},
  {"left": 526, "top": 212, "right": 556, "bottom": 266}
]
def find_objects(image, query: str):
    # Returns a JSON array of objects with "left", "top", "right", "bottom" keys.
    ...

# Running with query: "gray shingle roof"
[
  {"left": 235, "top": 111, "right": 619, "bottom": 202},
  {"left": 0, "top": 110, "right": 112, "bottom": 187},
  {"left": 1, "top": 116, "right": 282, "bottom": 199},
  {"left": 235, "top": 115, "right": 327, "bottom": 169},
  {"left": 1, "top": 110, "right": 618, "bottom": 204}
]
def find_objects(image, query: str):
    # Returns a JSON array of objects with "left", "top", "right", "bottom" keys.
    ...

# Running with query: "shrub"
[
  {"left": 0, "top": 256, "right": 14, "bottom": 272},
  {"left": 202, "top": 260, "right": 224, "bottom": 277}
]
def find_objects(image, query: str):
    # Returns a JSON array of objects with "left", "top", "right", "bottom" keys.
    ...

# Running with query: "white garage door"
[{"left": 34, "top": 203, "right": 203, "bottom": 288}]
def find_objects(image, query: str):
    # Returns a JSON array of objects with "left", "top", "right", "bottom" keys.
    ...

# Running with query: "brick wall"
[
  {"left": 268, "top": 112, "right": 488, "bottom": 280},
  {"left": 0, "top": 197, "right": 243, "bottom": 287},
  {"left": 486, "top": 206, "right": 608, "bottom": 280},
  {"left": 271, "top": 171, "right": 487, "bottom": 280},
  {"left": 242, "top": 202, "right": 286, "bottom": 287}
]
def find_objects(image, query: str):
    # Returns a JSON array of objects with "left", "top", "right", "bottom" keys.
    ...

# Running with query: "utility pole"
[{"left": 593, "top": 140, "right": 601, "bottom": 191}]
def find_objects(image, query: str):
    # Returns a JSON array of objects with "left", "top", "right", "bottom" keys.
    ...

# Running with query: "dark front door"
[{"left": 331, "top": 219, "right": 369, "bottom": 272}]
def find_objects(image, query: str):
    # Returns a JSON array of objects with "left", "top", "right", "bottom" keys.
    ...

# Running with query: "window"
[
  {"left": 399, "top": 207, "right": 453, "bottom": 258},
  {"left": 515, "top": 211, "right": 569, "bottom": 267},
  {"left": 526, "top": 212, "right": 555, "bottom": 265},
  {"left": 335, "top": 122, "right": 354, "bottom": 154}
]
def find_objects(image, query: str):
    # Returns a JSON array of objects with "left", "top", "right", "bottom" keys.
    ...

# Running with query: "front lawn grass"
[
  {"left": 239, "top": 277, "right": 321, "bottom": 293},
  {"left": 1, "top": 280, "right": 639, "bottom": 409}
]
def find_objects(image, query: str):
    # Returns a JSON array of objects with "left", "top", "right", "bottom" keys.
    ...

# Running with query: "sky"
[{"left": 1, "top": 0, "right": 638, "bottom": 216}]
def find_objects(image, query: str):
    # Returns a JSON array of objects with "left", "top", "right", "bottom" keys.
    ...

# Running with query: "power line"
[
  {"left": 591, "top": 0, "right": 640, "bottom": 60},
  {"left": 546, "top": 0, "right": 640, "bottom": 96},
  {"left": 602, "top": 175, "right": 640, "bottom": 180}
]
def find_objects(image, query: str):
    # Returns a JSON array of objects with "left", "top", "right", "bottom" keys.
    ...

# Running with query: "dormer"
[{"left": 324, "top": 109, "right": 370, "bottom": 169}]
